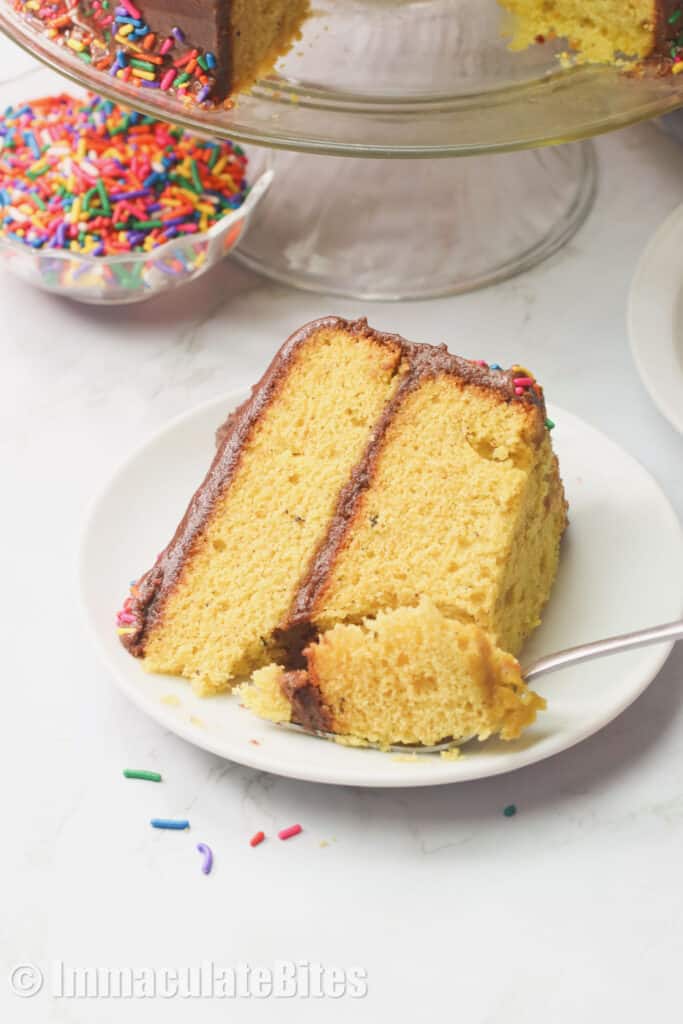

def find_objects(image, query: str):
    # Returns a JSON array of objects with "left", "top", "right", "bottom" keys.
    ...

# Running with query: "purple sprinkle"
[
  {"left": 196, "top": 843, "right": 213, "bottom": 875},
  {"left": 163, "top": 214, "right": 191, "bottom": 227},
  {"left": 171, "top": 25, "right": 185, "bottom": 43},
  {"left": 196, "top": 85, "right": 211, "bottom": 103},
  {"left": 72, "top": 263, "right": 93, "bottom": 280},
  {"left": 109, "top": 189, "right": 151, "bottom": 201}
]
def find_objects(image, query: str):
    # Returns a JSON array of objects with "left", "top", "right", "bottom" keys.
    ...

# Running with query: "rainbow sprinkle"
[
  {"left": 469, "top": 359, "right": 550, "bottom": 423},
  {"left": 0, "top": 93, "right": 249, "bottom": 260},
  {"left": 196, "top": 842, "right": 213, "bottom": 874},
  {"left": 123, "top": 768, "right": 162, "bottom": 781},
  {"left": 278, "top": 824, "right": 302, "bottom": 841},
  {"left": 11, "top": 0, "right": 226, "bottom": 106}
]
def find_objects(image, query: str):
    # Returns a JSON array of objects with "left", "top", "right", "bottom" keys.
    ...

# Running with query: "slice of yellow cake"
[
  {"left": 240, "top": 599, "right": 546, "bottom": 747},
  {"left": 119, "top": 316, "right": 567, "bottom": 696},
  {"left": 500, "top": 1, "right": 680, "bottom": 65}
]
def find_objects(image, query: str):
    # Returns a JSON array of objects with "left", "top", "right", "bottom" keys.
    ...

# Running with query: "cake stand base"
[{"left": 235, "top": 141, "right": 597, "bottom": 300}]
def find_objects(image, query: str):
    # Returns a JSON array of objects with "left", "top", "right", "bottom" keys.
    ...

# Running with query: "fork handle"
[{"left": 523, "top": 619, "right": 683, "bottom": 683}]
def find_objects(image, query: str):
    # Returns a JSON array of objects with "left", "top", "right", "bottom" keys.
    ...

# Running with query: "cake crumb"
[
  {"left": 161, "top": 694, "right": 181, "bottom": 707},
  {"left": 392, "top": 753, "right": 428, "bottom": 764},
  {"left": 439, "top": 748, "right": 461, "bottom": 761},
  {"left": 319, "top": 840, "right": 329, "bottom": 848},
  {"left": 190, "top": 715, "right": 206, "bottom": 729}
]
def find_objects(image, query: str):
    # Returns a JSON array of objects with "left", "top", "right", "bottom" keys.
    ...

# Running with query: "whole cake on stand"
[{"left": 2, "top": 0, "right": 683, "bottom": 297}]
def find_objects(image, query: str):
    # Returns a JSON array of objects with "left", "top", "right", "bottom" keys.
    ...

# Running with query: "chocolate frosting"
[
  {"left": 279, "top": 669, "right": 333, "bottom": 733},
  {"left": 121, "top": 316, "right": 545, "bottom": 665},
  {"left": 655, "top": 1, "right": 683, "bottom": 51}
]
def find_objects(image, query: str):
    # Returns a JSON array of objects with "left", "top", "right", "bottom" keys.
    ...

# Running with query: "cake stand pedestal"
[
  {"left": 1, "top": 0, "right": 682, "bottom": 299},
  {"left": 238, "top": 142, "right": 596, "bottom": 300}
]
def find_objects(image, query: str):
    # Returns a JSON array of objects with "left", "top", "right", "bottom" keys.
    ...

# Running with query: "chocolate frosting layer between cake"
[{"left": 279, "top": 669, "right": 333, "bottom": 733}]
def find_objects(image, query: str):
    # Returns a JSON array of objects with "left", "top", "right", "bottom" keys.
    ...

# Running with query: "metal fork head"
[{"left": 283, "top": 721, "right": 474, "bottom": 753}]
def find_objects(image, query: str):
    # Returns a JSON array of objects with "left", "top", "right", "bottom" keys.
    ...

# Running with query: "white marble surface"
[{"left": 1, "top": 37, "right": 683, "bottom": 1024}]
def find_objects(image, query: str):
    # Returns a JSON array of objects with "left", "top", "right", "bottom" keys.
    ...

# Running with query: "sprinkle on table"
[
  {"left": 278, "top": 824, "right": 303, "bottom": 841},
  {"left": 151, "top": 818, "right": 189, "bottom": 830},
  {"left": 196, "top": 842, "right": 213, "bottom": 874},
  {"left": 503, "top": 804, "right": 517, "bottom": 818},
  {"left": 123, "top": 769, "right": 162, "bottom": 782},
  {"left": 0, "top": 93, "right": 249, "bottom": 263},
  {"left": 250, "top": 831, "right": 266, "bottom": 848}
]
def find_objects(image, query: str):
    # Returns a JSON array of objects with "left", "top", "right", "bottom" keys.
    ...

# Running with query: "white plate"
[
  {"left": 628, "top": 203, "right": 683, "bottom": 434},
  {"left": 80, "top": 393, "right": 683, "bottom": 787}
]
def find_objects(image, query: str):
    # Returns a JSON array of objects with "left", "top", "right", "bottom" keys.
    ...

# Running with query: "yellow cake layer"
[
  {"left": 230, "top": 0, "right": 311, "bottom": 93},
  {"left": 142, "top": 326, "right": 402, "bottom": 693},
  {"left": 242, "top": 598, "right": 546, "bottom": 747},
  {"left": 313, "top": 373, "right": 565, "bottom": 656},
  {"left": 500, "top": 0, "right": 659, "bottom": 62}
]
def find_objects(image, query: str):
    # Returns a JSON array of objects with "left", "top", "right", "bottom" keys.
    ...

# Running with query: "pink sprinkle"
[
  {"left": 119, "top": 0, "right": 141, "bottom": 18},
  {"left": 117, "top": 612, "right": 135, "bottom": 624},
  {"left": 474, "top": 360, "right": 488, "bottom": 367},
  {"left": 160, "top": 69, "right": 177, "bottom": 91},
  {"left": 278, "top": 824, "right": 302, "bottom": 841},
  {"left": 159, "top": 37, "right": 175, "bottom": 55},
  {"left": 513, "top": 377, "right": 534, "bottom": 387},
  {"left": 514, "top": 386, "right": 525, "bottom": 396}
]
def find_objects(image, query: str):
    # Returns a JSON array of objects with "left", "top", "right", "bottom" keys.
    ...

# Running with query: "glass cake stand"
[{"left": 2, "top": 0, "right": 683, "bottom": 298}]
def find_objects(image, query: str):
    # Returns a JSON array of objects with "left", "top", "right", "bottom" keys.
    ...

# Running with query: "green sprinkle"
[
  {"left": 544, "top": 417, "right": 555, "bottom": 431},
  {"left": 197, "top": 54, "right": 209, "bottom": 72},
  {"left": 669, "top": 9, "right": 682, "bottom": 24},
  {"left": 175, "top": 72, "right": 191, "bottom": 86},
  {"left": 96, "top": 178, "right": 111, "bottom": 216},
  {"left": 25, "top": 165, "right": 49, "bottom": 180},
  {"left": 130, "top": 58, "right": 156, "bottom": 72},
  {"left": 28, "top": 191, "right": 46, "bottom": 210},
  {"left": 123, "top": 769, "right": 163, "bottom": 782},
  {"left": 132, "top": 219, "right": 164, "bottom": 229},
  {"left": 169, "top": 172, "right": 199, "bottom": 194},
  {"left": 503, "top": 804, "right": 517, "bottom": 818},
  {"left": 190, "top": 158, "right": 203, "bottom": 194},
  {"left": 82, "top": 186, "right": 97, "bottom": 212}
]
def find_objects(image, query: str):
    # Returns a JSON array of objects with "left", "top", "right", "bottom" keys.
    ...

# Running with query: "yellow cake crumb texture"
[
  {"left": 500, "top": 0, "right": 659, "bottom": 63},
  {"left": 230, "top": 0, "right": 311, "bottom": 94},
  {"left": 142, "top": 325, "right": 402, "bottom": 694},
  {"left": 240, "top": 599, "right": 546, "bottom": 748}
]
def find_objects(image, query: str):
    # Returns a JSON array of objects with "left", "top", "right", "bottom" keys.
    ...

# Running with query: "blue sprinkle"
[
  {"left": 205, "top": 52, "right": 216, "bottom": 69},
  {"left": 23, "top": 131, "right": 41, "bottom": 159},
  {"left": 151, "top": 818, "right": 190, "bottom": 830},
  {"left": 490, "top": 363, "right": 502, "bottom": 371}
]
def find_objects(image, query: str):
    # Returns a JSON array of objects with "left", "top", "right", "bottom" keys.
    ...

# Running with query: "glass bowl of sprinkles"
[{"left": 0, "top": 93, "right": 272, "bottom": 304}]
